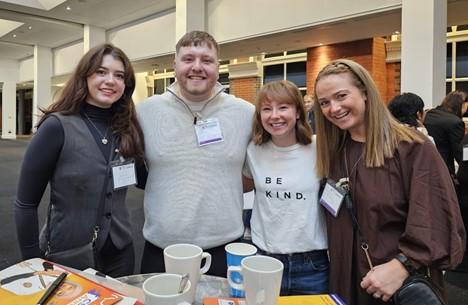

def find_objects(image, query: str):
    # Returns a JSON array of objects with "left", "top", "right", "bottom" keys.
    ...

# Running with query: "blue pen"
[{"left": 37, "top": 272, "right": 68, "bottom": 305}]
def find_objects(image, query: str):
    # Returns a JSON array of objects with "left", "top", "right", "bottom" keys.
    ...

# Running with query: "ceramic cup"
[
  {"left": 227, "top": 255, "right": 284, "bottom": 305},
  {"left": 164, "top": 243, "right": 212, "bottom": 304},
  {"left": 225, "top": 242, "right": 257, "bottom": 297},
  {"left": 142, "top": 273, "right": 191, "bottom": 305}
]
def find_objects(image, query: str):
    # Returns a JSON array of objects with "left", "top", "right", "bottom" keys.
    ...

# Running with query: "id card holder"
[
  {"left": 320, "top": 178, "right": 347, "bottom": 217},
  {"left": 110, "top": 158, "right": 137, "bottom": 190},
  {"left": 194, "top": 118, "right": 224, "bottom": 146}
]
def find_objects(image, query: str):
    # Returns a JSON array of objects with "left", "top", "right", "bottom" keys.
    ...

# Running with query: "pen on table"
[{"left": 37, "top": 272, "right": 68, "bottom": 305}]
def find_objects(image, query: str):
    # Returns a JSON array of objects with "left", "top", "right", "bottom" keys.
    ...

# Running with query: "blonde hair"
[
  {"left": 252, "top": 80, "right": 312, "bottom": 145},
  {"left": 313, "top": 59, "right": 423, "bottom": 177}
]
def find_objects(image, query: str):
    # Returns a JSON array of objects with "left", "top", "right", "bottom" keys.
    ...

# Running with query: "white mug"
[
  {"left": 227, "top": 255, "right": 283, "bottom": 305},
  {"left": 142, "top": 273, "right": 192, "bottom": 305},
  {"left": 164, "top": 243, "right": 212, "bottom": 304}
]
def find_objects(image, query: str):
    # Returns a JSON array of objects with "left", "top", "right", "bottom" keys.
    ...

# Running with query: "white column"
[
  {"left": 1, "top": 81, "right": 17, "bottom": 139},
  {"left": 176, "top": 0, "right": 205, "bottom": 41},
  {"left": 17, "top": 90, "right": 24, "bottom": 135},
  {"left": 84, "top": 25, "right": 106, "bottom": 52},
  {"left": 400, "top": 0, "right": 447, "bottom": 108},
  {"left": 33, "top": 45, "right": 52, "bottom": 128}
]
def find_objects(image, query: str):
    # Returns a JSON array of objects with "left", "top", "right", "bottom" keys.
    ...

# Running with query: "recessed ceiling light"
[
  {"left": 66, "top": 6, "right": 71, "bottom": 11},
  {"left": 28, "top": 26, "right": 32, "bottom": 30},
  {"left": 319, "top": 43, "right": 323, "bottom": 46},
  {"left": 12, "top": 34, "right": 16, "bottom": 38}
]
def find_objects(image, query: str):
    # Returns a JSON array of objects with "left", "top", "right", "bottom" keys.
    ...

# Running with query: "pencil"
[{"left": 37, "top": 272, "right": 68, "bottom": 305}]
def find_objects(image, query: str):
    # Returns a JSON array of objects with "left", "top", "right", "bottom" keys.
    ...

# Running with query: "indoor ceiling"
[{"left": 0, "top": 0, "right": 175, "bottom": 60}]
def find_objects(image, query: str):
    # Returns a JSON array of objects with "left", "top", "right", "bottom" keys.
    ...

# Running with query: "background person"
[
  {"left": 243, "top": 80, "right": 328, "bottom": 295},
  {"left": 15, "top": 43, "right": 145, "bottom": 277},
  {"left": 313, "top": 59, "right": 465, "bottom": 305},
  {"left": 303, "top": 94, "right": 316, "bottom": 133},
  {"left": 424, "top": 90, "right": 468, "bottom": 178},
  {"left": 387, "top": 92, "right": 434, "bottom": 143},
  {"left": 137, "top": 31, "right": 254, "bottom": 277},
  {"left": 456, "top": 134, "right": 468, "bottom": 273}
]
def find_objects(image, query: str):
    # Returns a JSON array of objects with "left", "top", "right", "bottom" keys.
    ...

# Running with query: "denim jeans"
[{"left": 257, "top": 249, "right": 329, "bottom": 295}]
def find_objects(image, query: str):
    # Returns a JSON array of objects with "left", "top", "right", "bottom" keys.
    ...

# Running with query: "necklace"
[{"left": 83, "top": 112, "right": 110, "bottom": 145}]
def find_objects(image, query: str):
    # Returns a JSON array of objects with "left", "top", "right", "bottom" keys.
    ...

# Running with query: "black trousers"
[
  {"left": 95, "top": 237, "right": 135, "bottom": 278},
  {"left": 140, "top": 240, "right": 240, "bottom": 277}
]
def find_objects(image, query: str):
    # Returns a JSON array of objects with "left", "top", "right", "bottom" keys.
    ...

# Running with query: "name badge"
[
  {"left": 464, "top": 145, "right": 468, "bottom": 161},
  {"left": 320, "top": 179, "right": 347, "bottom": 217},
  {"left": 111, "top": 159, "right": 137, "bottom": 189},
  {"left": 194, "top": 118, "right": 224, "bottom": 146}
]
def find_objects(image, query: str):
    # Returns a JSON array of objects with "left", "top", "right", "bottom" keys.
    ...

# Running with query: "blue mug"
[{"left": 225, "top": 242, "right": 257, "bottom": 297}]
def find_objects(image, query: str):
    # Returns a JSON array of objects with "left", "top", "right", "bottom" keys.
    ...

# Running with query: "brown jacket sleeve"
[{"left": 397, "top": 139, "right": 466, "bottom": 269}]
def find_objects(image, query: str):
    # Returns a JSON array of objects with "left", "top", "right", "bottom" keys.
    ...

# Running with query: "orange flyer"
[
  {"left": 204, "top": 294, "right": 346, "bottom": 305},
  {"left": 0, "top": 258, "right": 123, "bottom": 305}
]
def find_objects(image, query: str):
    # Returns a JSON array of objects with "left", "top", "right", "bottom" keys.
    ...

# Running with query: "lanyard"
[
  {"left": 168, "top": 87, "right": 223, "bottom": 124},
  {"left": 342, "top": 145, "right": 374, "bottom": 270}
]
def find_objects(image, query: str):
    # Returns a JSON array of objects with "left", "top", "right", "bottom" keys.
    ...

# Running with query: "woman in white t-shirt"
[{"left": 242, "top": 80, "right": 329, "bottom": 295}]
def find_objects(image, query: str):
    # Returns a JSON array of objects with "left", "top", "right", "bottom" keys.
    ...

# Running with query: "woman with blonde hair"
[
  {"left": 243, "top": 80, "right": 328, "bottom": 295},
  {"left": 313, "top": 59, "right": 465, "bottom": 305}
]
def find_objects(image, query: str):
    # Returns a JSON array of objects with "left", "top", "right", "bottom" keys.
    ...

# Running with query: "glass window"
[
  {"left": 154, "top": 79, "right": 164, "bottom": 94},
  {"left": 447, "top": 43, "right": 452, "bottom": 78},
  {"left": 286, "top": 61, "right": 306, "bottom": 87},
  {"left": 264, "top": 52, "right": 284, "bottom": 59},
  {"left": 446, "top": 82, "right": 453, "bottom": 95},
  {"left": 456, "top": 81, "right": 468, "bottom": 92},
  {"left": 287, "top": 49, "right": 307, "bottom": 55},
  {"left": 457, "top": 24, "right": 468, "bottom": 31},
  {"left": 456, "top": 41, "right": 468, "bottom": 77},
  {"left": 168, "top": 77, "right": 175, "bottom": 85},
  {"left": 219, "top": 73, "right": 230, "bottom": 86},
  {"left": 263, "top": 64, "right": 284, "bottom": 83}
]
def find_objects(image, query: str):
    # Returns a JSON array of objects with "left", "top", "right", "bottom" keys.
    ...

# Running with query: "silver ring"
[{"left": 373, "top": 293, "right": 381, "bottom": 298}]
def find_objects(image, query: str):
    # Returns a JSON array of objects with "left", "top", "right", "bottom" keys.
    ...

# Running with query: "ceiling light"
[
  {"left": 319, "top": 43, "right": 323, "bottom": 46},
  {"left": 66, "top": 6, "right": 71, "bottom": 10},
  {"left": 28, "top": 26, "right": 32, "bottom": 30},
  {"left": 12, "top": 34, "right": 16, "bottom": 38}
]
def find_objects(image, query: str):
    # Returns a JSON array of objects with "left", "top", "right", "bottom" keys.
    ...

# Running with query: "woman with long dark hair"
[
  {"left": 15, "top": 43, "right": 144, "bottom": 277},
  {"left": 424, "top": 90, "right": 468, "bottom": 177}
]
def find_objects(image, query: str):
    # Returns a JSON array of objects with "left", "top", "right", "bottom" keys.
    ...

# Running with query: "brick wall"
[
  {"left": 386, "top": 62, "right": 401, "bottom": 103},
  {"left": 306, "top": 38, "right": 390, "bottom": 101},
  {"left": 229, "top": 77, "right": 261, "bottom": 104}
]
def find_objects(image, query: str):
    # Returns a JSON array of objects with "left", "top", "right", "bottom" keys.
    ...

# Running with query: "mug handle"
[
  {"left": 227, "top": 266, "right": 243, "bottom": 290},
  {"left": 200, "top": 252, "right": 212, "bottom": 274}
]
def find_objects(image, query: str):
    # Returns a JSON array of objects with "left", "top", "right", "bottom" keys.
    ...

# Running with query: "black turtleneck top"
[{"left": 15, "top": 104, "right": 130, "bottom": 259}]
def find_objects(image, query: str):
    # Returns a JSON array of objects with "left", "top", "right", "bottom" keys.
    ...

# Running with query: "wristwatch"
[{"left": 395, "top": 253, "right": 417, "bottom": 274}]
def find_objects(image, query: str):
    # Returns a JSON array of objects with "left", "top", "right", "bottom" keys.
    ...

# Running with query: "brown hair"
[
  {"left": 252, "top": 80, "right": 312, "bottom": 145},
  {"left": 440, "top": 90, "right": 468, "bottom": 118},
  {"left": 313, "top": 59, "right": 422, "bottom": 177},
  {"left": 38, "top": 43, "right": 144, "bottom": 160},
  {"left": 176, "top": 31, "right": 220, "bottom": 58}
]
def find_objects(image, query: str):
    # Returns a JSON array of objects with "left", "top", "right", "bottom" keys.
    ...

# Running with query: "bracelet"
[{"left": 395, "top": 253, "right": 417, "bottom": 274}]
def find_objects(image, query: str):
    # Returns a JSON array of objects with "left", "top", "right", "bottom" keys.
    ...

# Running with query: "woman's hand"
[{"left": 360, "top": 258, "right": 409, "bottom": 302}]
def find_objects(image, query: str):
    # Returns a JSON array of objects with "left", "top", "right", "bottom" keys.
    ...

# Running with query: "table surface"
[{"left": 117, "top": 273, "right": 231, "bottom": 305}]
